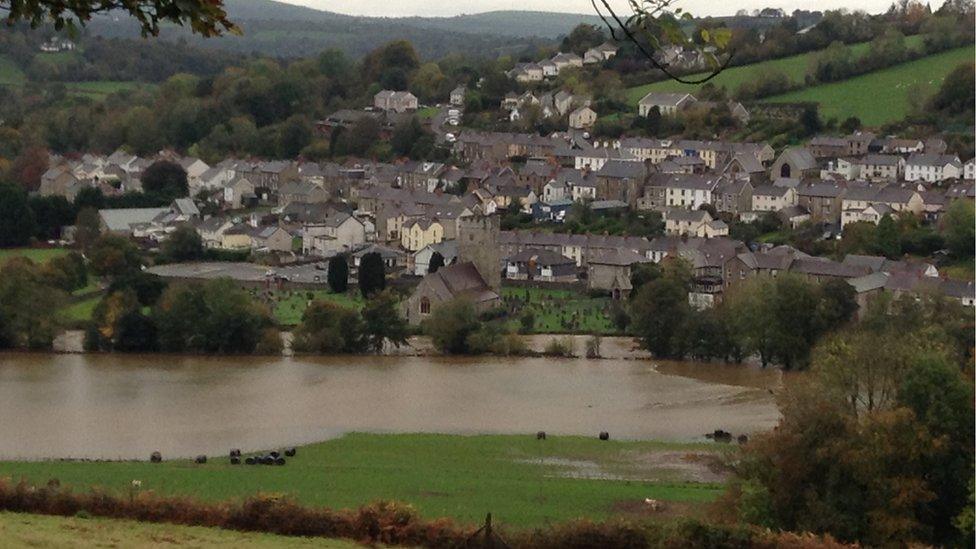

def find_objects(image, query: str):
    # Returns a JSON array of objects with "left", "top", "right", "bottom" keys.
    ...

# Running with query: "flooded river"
[{"left": 0, "top": 350, "right": 782, "bottom": 459}]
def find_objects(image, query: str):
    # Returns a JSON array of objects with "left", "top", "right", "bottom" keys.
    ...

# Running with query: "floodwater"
[{"left": 0, "top": 349, "right": 782, "bottom": 460}]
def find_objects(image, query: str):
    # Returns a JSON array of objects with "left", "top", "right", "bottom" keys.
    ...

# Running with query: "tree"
[
  {"left": 88, "top": 234, "right": 142, "bottom": 278},
  {"left": 0, "top": 184, "right": 36, "bottom": 247},
  {"left": 0, "top": 258, "right": 64, "bottom": 349},
  {"left": 873, "top": 214, "right": 901, "bottom": 258},
  {"left": 327, "top": 255, "right": 349, "bottom": 293},
  {"left": 927, "top": 62, "right": 975, "bottom": 115},
  {"left": 428, "top": 251, "right": 445, "bottom": 274},
  {"left": 292, "top": 301, "right": 364, "bottom": 354},
  {"left": 737, "top": 395, "right": 942, "bottom": 546},
  {"left": 942, "top": 199, "right": 975, "bottom": 259},
  {"left": 816, "top": 278, "right": 858, "bottom": 331},
  {"left": 7, "top": 146, "right": 49, "bottom": 192},
  {"left": 424, "top": 297, "right": 481, "bottom": 354},
  {"left": 390, "top": 117, "right": 425, "bottom": 158},
  {"left": 897, "top": 355, "right": 975, "bottom": 544},
  {"left": 630, "top": 270, "right": 692, "bottom": 358},
  {"left": 113, "top": 310, "right": 158, "bottom": 352},
  {"left": 560, "top": 24, "right": 606, "bottom": 54},
  {"left": 276, "top": 115, "right": 312, "bottom": 158},
  {"left": 2, "top": 0, "right": 236, "bottom": 38},
  {"left": 40, "top": 251, "right": 88, "bottom": 292},
  {"left": 28, "top": 195, "right": 75, "bottom": 240},
  {"left": 358, "top": 252, "right": 386, "bottom": 298},
  {"left": 140, "top": 160, "right": 188, "bottom": 202},
  {"left": 154, "top": 279, "right": 276, "bottom": 354},
  {"left": 361, "top": 290, "right": 408, "bottom": 352},
  {"left": 160, "top": 224, "right": 203, "bottom": 262},
  {"left": 74, "top": 187, "right": 105, "bottom": 210}
]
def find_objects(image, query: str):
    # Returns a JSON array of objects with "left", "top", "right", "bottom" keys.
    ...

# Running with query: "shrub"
[{"left": 543, "top": 337, "right": 575, "bottom": 357}]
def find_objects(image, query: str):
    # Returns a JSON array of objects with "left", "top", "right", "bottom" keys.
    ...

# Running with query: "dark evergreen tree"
[
  {"left": 327, "top": 255, "right": 349, "bottom": 293},
  {"left": 428, "top": 251, "right": 445, "bottom": 274},
  {"left": 358, "top": 252, "right": 386, "bottom": 298}
]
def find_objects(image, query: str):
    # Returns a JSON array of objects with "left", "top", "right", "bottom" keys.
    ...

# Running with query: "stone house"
[
  {"left": 504, "top": 248, "right": 577, "bottom": 282},
  {"left": 405, "top": 262, "right": 501, "bottom": 325},
  {"left": 374, "top": 90, "right": 418, "bottom": 113},
  {"left": 568, "top": 106, "right": 597, "bottom": 129},
  {"left": 587, "top": 249, "right": 651, "bottom": 299},
  {"left": 302, "top": 213, "right": 366, "bottom": 256}
]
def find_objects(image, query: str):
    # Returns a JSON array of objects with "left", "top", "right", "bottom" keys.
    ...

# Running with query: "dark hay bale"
[
  {"left": 274, "top": 457, "right": 286, "bottom": 466},
  {"left": 269, "top": 451, "right": 280, "bottom": 459},
  {"left": 229, "top": 449, "right": 241, "bottom": 458},
  {"left": 244, "top": 457, "right": 256, "bottom": 465},
  {"left": 737, "top": 434, "right": 749, "bottom": 444},
  {"left": 713, "top": 430, "right": 733, "bottom": 443},
  {"left": 261, "top": 456, "right": 274, "bottom": 465},
  {"left": 284, "top": 448, "right": 296, "bottom": 457},
  {"left": 150, "top": 451, "right": 162, "bottom": 463},
  {"left": 536, "top": 431, "right": 547, "bottom": 440},
  {"left": 230, "top": 456, "right": 241, "bottom": 465},
  {"left": 194, "top": 455, "right": 207, "bottom": 464},
  {"left": 599, "top": 431, "right": 609, "bottom": 441}
]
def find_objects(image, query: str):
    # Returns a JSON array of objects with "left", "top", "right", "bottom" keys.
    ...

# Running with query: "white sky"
[{"left": 277, "top": 0, "right": 933, "bottom": 18}]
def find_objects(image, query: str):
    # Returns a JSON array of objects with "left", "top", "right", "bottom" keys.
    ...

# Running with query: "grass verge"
[{"left": 0, "top": 511, "right": 363, "bottom": 548}]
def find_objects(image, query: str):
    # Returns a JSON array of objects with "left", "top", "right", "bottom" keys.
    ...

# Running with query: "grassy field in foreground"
[
  {"left": 624, "top": 35, "right": 924, "bottom": 105},
  {"left": 0, "top": 247, "right": 69, "bottom": 264},
  {"left": 0, "top": 433, "right": 728, "bottom": 528},
  {"left": 764, "top": 46, "right": 975, "bottom": 126},
  {"left": 0, "top": 512, "right": 362, "bottom": 548}
]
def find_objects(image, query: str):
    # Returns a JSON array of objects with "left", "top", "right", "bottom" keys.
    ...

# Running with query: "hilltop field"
[
  {"left": 624, "top": 36, "right": 974, "bottom": 126},
  {"left": 0, "top": 433, "right": 730, "bottom": 528},
  {"left": 764, "top": 45, "right": 975, "bottom": 125}
]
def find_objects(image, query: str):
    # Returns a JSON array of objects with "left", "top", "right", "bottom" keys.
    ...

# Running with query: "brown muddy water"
[{"left": 0, "top": 350, "right": 782, "bottom": 459}]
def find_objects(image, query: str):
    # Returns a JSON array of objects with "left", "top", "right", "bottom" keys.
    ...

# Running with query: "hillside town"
[{"left": 36, "top": 119, "right": 976, "bottom": 320}]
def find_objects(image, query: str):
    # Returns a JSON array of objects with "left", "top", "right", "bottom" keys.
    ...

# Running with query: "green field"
[
  {"left": 271, "top": 289, "right": 365, "bottom": 325},
  {"left": 60, "top": 295, "right": 100, "bottom": 322},
  {"left": 624, "top": 36, "right": 925, "bottom": 106},
  {"left": 417, "top": 106, "right": 439, "bottom": 120},
  {"left": 765, "top": 45, "right": 975, "bottom": 126},
  {"left": 0, "top": 512, "right": 362, "bottom": 548},
  {"left": 0, "top": 56, "right": 26, "bottom": 86},
  {"left": 0, "top": 433, "right": 728, "bottom": 528},
  {"left": 0, "top": 247, "right": 69, "bottom": 264},
  {"left": 502, "top": 287, "right": 618, "bottom": 334}
]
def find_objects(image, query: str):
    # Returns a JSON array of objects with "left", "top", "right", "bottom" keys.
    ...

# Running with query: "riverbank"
[
  {"left": 0, "top": 433, "right": 731, "bottom": 528},
  {"left": 52, "top": 331, "right": 654, "bottom": 359}
]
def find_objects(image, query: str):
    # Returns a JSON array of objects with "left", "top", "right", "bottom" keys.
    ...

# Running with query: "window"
[{"left": 420, "top": 297, "right": 431, "bottom": 315}]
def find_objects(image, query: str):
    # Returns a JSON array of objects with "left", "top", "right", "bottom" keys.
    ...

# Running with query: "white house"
[
  {"left": 904, "top": 153, "right": 962, "bottom": 183},
  {"left": 637, "top": 92, "right": 697, "bottom": 116}
]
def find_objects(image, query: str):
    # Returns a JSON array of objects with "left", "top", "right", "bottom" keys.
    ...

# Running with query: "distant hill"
[
  {"left": 398, "top": 10, "right": 605, "bottom": 39},
  {"left": 86, "top": 1, "right": 586, "bottom": 59},
  {"left": 84, "top": 1, "right": 807, "bottom": 60}
]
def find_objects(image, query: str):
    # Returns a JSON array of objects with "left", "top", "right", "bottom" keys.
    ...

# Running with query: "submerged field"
[
  {"left": 0, "top": 512, "right": 362, "bottom": 548},
  {"left": 0, "top": 433, "right": 730, "bottom": 528}
]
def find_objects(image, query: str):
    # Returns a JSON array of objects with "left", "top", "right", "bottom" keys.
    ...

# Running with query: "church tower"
[{"left": 457, "top": 214, "right": 501, "bottom": 291}]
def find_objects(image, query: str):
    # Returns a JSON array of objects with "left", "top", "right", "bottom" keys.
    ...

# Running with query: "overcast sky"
[{"left": 277, "top": 0, "right": 925, "bottom": 18}]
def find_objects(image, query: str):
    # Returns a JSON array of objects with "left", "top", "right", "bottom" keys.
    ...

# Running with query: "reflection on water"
[{"left": 0, "top": 352, "right": 781, "bottom": 459}]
